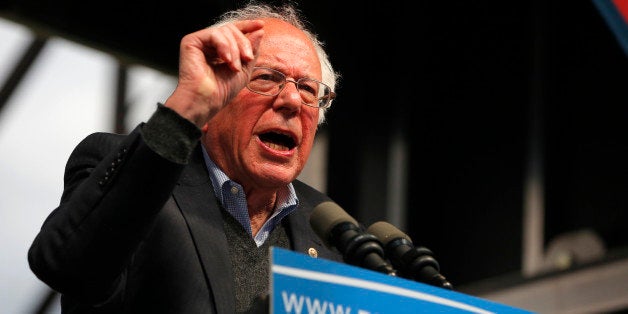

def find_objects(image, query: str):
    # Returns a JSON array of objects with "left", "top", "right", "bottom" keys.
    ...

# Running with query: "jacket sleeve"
[{"left": 27, "top": 104, "right": 201, "bottom": 304}]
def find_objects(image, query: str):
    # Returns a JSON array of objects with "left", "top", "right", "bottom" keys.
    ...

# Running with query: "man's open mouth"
[{"left": 259, "top": 131, "right": 297, "bottom": 151}]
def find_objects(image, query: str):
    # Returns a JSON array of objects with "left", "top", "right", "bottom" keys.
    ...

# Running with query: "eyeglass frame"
[{"left": 245, "top": 66, "right": 336, "bottom": 109}]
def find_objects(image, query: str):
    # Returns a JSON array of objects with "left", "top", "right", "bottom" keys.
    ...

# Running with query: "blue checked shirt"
[{"left": 201, "top": 147, "right": 298, "bottom": 247}]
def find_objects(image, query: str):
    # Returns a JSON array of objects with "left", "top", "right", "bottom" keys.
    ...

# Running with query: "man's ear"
[{"left": 201, "top": 123, "right": 209, "bottom": 132}]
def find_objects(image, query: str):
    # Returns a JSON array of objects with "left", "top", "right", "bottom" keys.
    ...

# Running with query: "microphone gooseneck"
[
  {"left": 310, "top": 201, "right": 397, "bottom": 276},
  {"left": 367, "top": 221, "right": 453, "bottom": 290}
]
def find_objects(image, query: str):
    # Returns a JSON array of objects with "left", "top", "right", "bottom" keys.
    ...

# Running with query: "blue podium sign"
[{"left": 270, "top": 247, "right": 534, "bottom": 314}]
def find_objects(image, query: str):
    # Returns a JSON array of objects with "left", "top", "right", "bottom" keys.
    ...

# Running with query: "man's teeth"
[{"left": 264, "top": 141, "right": 289, "bottom": 151}]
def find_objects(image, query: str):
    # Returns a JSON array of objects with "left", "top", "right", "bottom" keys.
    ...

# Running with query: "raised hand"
[{"left": 164, "top": 19, "right": 265, "bottom": 128}]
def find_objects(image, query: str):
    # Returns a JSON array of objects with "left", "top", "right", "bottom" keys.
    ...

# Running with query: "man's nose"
[{"left": 274, "top": 80, "right": 303, "bottom": 112}]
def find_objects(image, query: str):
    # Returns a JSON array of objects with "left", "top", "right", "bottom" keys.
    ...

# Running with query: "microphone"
[
  {"left": 310, "top": 201, "right": 397, "bottom": 276},
  {"left": 367, "top": 221, "right": 453, "bottom": 290}
]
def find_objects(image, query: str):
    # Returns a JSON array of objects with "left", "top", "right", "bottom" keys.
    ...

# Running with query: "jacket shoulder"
[{"left": 292, "top": 180, "right": 333, "bottom": 209}]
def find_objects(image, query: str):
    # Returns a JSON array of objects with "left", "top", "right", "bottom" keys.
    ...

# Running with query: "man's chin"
[{"left": 254, "top": 167, "right": 298, "bottom": 186}]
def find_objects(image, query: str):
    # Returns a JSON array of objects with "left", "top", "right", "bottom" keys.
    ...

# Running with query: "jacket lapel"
[
  {"left": 173, "top": 146, "right": 235, "bottom": 313},
  {"left": 286, "top": 186, "right": 342, "bottom": 263}
]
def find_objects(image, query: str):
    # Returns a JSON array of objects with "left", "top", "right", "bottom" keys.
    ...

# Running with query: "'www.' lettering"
[{"left": 281, "top": 291, "right": 352, "bottom": 314}]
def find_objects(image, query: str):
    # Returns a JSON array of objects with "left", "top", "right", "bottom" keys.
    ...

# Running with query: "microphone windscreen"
[
  {"left": 367, "top": 221, "right": 413, "bottom": 246},
  {"left": 310, "top": 201, "right": 359, "bottom": 247}
]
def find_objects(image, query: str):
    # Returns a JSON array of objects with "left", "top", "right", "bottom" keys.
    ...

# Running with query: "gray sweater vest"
[{"left": 221, "top": 209, "right": 290, "bottom": 313}]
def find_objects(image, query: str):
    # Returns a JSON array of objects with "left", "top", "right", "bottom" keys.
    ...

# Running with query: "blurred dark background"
[{"left": 2, "top": 0, "right": 628, "bottom": 291}]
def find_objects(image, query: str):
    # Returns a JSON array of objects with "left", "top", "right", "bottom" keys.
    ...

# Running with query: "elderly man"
[{"left": 28, "top": 3, "right": 343, "bottom": 313}]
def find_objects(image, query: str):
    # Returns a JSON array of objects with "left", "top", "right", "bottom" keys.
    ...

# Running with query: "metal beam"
[{"left": 0, "top": 35, "right": 47, "bottom": 116}]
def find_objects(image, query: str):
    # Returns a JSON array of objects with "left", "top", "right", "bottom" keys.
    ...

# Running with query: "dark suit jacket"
[{"left": 28, "top": 125, "right": 343, "bottom": 313}]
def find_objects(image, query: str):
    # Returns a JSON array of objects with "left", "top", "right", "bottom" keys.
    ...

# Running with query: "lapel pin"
[{"left": 307, "top": 247, "right": 318, "bottom": 258}]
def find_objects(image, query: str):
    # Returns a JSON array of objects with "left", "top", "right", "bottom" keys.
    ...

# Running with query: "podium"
[{"left": 270, "top": 247, "right": 534, "bottom": 314}]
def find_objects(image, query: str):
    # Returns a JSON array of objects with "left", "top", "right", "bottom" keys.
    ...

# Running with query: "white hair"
[{"left": 214, "top": 2, "right": 339, "bottom": 124}]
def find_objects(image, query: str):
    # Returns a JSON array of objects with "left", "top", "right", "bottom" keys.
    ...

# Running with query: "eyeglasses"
[{"left": 246, "top": 67, "right": 336, "bottom": 109}]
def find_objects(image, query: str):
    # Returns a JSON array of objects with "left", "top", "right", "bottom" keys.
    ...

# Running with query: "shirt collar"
[{"left": 201, "top": 146, "right": 298, "bottom": 246}]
